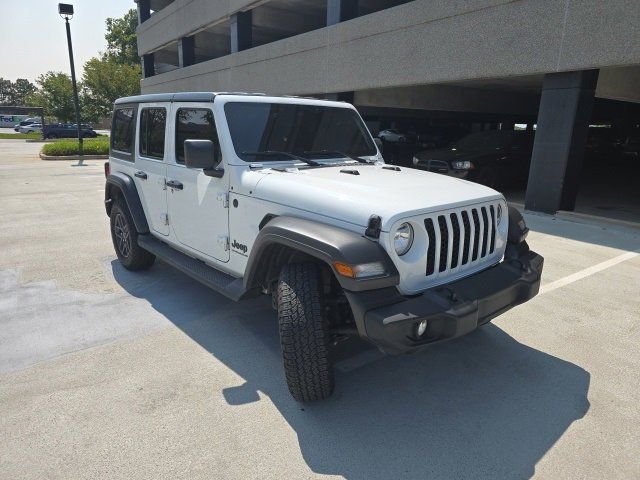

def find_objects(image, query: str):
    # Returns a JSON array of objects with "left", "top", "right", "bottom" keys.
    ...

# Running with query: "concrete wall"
[{"left": 139, "top": 0, "right": 640, "bottom": 95}]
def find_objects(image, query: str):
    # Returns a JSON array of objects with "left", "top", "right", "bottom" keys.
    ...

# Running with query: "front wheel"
[{"left": 277, "top": 263, "right": 335, "bottom": 402}]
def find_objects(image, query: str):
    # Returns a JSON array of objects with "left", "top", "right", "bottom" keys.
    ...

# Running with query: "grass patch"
[
  {"left": 0, "top": 132, "right": 41, "bottom": 139},
  {"left": 41, "top": 137, "right": 110, "bottom": 156}
]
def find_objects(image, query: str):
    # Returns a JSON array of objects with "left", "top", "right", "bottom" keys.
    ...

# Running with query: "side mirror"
[
  {"left": 374, "top": 137, "right": 383, "bottom": 153},
  {"left": 184, "top": 139, "right": 223, "bottom": 178}
]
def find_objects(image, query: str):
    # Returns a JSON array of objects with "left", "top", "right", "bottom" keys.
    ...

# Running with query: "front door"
[
  {"left": 166, "top": 104, "right": 230, "bottom": 262},
  {"left": 135, "top": 104, "right": 169, "bottom": 235}
]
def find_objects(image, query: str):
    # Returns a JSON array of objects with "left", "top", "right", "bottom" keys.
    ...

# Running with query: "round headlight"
[{"left": 394, "top": 223, "right": 414, "bottom": 256}]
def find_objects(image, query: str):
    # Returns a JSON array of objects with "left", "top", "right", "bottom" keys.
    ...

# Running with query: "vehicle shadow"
[{"left": 112, "top": 260, "right": 590, "bottom": 480}]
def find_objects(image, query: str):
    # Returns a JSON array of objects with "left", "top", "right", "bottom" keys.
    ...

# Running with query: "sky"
[{"left": 0, "top": 0, "right": 134, "bottom": 83}]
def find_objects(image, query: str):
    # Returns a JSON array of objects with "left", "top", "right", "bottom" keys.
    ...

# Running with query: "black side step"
[{"left": 138, "top": 235, "right": 248, "bottom": 301}]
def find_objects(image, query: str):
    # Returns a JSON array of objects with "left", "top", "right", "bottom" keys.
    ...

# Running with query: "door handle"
[
  {"left": 166, "top": 180, "right": 183, "bottom": 190},
  {"left": 134, "top": 171, "right": 148, "bottom": 180}
]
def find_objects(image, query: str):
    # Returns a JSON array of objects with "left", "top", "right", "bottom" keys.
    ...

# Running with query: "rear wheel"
[
  {"left": 277, "top": 263, "right": 335, "bottom": 402},
  {"left": 110, "top": 200, "right": 155, "bottom": 271}
]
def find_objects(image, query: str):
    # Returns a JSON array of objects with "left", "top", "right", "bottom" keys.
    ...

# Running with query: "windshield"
[
  {"left": 224, "top": 102, "right": 377, "bottom": 162},
  {"left": 451, "top": 131, "right": 512, "bottom": 150}
]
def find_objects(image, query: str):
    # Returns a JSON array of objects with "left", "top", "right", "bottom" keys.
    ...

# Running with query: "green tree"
[
  {"left": 0, "top": 78, "right": 12, "bottom": 105},
  {"left": 10, "top": 79, "right": 37, "bottom": 106},
  {"left": 104, "top": 9, "right": 139, "bottom": 66},
  {"left": 0, "top": 78, "right": 37, "bottom": 106},
  {"left": 26, "top": 72, "right": 76, "bottom": 122},
  {"left": 81, "top": 57, "right": 141, "bottom": 122}
]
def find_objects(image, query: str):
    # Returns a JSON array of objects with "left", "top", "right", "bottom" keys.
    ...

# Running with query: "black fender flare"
[
  {"left": 105, "top": 172, "right": 149, "bottom": 234},
  {"left": 243, "top": 216, "right": 399, "bottom": 292}
]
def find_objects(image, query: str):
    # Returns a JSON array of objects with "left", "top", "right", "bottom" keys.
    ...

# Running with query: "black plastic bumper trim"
[{"left": 345, "top": 249, "right": 543, "bottom": 355}]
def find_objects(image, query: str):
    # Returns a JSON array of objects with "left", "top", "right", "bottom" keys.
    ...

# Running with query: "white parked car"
[
  {"left": 377, "top": 128, "right": 412, "bottom": 143},
  {"left": 18, "top": 123, "right": 42, "bottom": 134},
  {"left": 105, "top": 93, "right": 543, "bottom": 402}
]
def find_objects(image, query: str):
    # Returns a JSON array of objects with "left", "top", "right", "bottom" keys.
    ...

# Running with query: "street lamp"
[{"left": 59, "top": 3, "right": 84, "bottom": 166}]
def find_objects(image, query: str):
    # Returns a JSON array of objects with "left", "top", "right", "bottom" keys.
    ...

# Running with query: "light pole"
[{"left": 59, "top": 3, "right": 84, "bottom": 166}]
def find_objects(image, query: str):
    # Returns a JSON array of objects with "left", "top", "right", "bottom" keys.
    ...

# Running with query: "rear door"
[
  {"left": 135, "top": 104, "right": 169, "bottom": 236},
  {"left": 165, "top": 103, "right": 230, "bottom": 262}
]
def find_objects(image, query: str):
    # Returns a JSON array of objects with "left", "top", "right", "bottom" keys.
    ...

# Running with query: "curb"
[{"left": 39, "top": 153, "right": 109, "bottom": 161}]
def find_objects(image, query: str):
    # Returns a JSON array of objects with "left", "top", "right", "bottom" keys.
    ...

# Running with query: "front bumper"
[{"left": 345, "top": 248, "right": 543, "bottom": 355}]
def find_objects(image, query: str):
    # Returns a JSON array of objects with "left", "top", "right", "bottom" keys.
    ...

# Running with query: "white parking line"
[{"left": 539, "top": 249, "right": 640, "bottom": 295}]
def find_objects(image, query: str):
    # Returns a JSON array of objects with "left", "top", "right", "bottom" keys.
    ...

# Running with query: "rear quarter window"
[{"left": 111, "top": 107, "right": 136, "bottom": 159}]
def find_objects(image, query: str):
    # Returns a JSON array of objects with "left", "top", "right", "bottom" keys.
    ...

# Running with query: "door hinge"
[
  {"left": 217, "top": 235, "right": 229, "bottom": 251},
  {"left": 217, "top": 192, "right": 229, "bottom": 208},
  {"left": 161, "top": 213, "right": 169, "bottom": 226}
]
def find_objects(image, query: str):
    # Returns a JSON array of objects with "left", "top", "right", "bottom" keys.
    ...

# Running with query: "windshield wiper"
[
  {"left": 302, "top": 150, "right": 375, "bottom": 164},
  {"left": 241, "top": 150, "right": 321, "bottom": 166}
]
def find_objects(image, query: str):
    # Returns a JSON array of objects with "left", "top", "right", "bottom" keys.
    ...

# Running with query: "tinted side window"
[
  {"left": 111, "top": 107, "right": 135, "bottom": 155},
  {"left": 139, "top": 108, "right": 166, "bottom": 159},
  {"left": 175, "top": 108, "right": 218, "bottom": 163}
]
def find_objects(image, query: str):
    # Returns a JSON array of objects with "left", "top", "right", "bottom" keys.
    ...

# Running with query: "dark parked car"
[
  {"left": 412, "top": 130, "right": 534, "bottom": 188},
  {"left": 43, "top": 123, "right": 97, "bottom": 139}
]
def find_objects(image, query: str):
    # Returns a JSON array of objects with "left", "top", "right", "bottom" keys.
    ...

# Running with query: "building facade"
[{"left": 134, "top": 0, "right": 640, "bottom": 214}]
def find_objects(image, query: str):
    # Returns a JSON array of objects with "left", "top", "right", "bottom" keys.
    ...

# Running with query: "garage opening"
[
  {"left": 192, "top": 20, "right": 231, "bottom": 64},
  {"left": 153, "top": 42, "right": 180, "bottom": 74},
  {"left": 251, "top": 0, "right": 327, "bottom": 48},
  {"left": 351, "top": 67, "right": 640, "bottom": 223}
]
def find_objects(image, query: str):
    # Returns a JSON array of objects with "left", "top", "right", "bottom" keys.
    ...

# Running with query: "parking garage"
[
  {"left": 349, "top": 66, "right": 640, "bottom": 222},
  {"left": 135, "top": 0, "right": 640, "bottom": 222}
]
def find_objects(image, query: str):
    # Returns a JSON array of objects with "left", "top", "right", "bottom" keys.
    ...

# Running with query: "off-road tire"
[
  {"left": 277, "top": 263, "right": 334, "bottom": 402},
  {"left": 110, "top": 200, "right": 155, "bottom": 271}
]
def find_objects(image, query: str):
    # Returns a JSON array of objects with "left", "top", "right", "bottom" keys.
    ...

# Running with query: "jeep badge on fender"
[
  {"left": 105, "top": 92, "right": 543, "bottom": 402},
  {"left": 231, "top": 240, "right": 248, "bottom": 254}
]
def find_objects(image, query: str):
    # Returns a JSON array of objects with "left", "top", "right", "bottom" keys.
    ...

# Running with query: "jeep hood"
[{"left": 252, "top": 164, "right": 503, "bottom": 231}]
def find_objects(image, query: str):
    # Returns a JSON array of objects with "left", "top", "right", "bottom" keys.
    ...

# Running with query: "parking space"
[{"left": 1, "top": 139, "right": 639, "bottom": 479}]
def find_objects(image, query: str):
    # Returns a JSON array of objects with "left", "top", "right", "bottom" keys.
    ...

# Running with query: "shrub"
[{"left": 41, "top": 138, "right": 110, "bottom": 156}]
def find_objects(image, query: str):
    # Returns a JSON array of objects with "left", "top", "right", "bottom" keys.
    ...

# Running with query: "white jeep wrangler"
[{"left": 105, "top": 93, "right": 543, "bottom": 402}]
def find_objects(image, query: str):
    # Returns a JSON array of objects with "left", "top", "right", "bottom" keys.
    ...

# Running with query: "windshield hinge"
[
  {"left": 217, "top": 235, "right": 230, "bottom": 251},
  {"left": 217, "top": 192, "right": 229, "bottom": 208}
]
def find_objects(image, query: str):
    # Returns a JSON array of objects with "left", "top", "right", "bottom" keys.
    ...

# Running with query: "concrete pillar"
[
  {"left": 231, "top": 11, "right": 252, "bottom": 53},
  {"left": 137, "top": 0, "right": 150, "bottom": 24},
  {"left": 142, "top": 53, "right": 155, "bottom": 78},
  {"left": 327, "top": 0, "right": 358, "bottom": 25},
  {"left": 178, "top": 36, "right": 195, "bottom": 68},
  {"left": 525, "top": 70, "right": 599, "bottom": 213}
]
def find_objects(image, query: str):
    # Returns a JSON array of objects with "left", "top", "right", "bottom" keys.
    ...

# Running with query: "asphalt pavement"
[{"left": 1, "top": 139, "right": 639, "bottom": 479}]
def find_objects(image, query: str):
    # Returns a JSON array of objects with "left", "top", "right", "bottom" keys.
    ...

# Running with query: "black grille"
[
  {"left": 489, "top": 205, "right": 496, "bottom": 254},
  {"left": 449, "top": 213, "right": 460, "bottom": 269},
  {"left": 425, "top": 218, "right": 436, "bottom": 275},
  {"left": 423, "top": 203, "right": 500, "bottom": 278},
  {"left": 471, "top": 209, "right": 480, "bottom": 261},
  {"left": 481, "top": 207, "right": 489, "bottom": 258},
  {"left": 437, "top": 215, "right": 448, "bottom": 272},
  {"left": 461, "top": 211, "right": 471, "bottom": 265}
]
